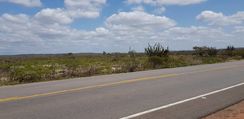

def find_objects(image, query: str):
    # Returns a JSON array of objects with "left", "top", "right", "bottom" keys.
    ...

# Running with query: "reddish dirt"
[{"left": 203, "top": 100, "right": 244, "bottom": 119}]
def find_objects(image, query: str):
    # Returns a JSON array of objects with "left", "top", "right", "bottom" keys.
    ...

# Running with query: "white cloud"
[
  {"left": 95, "top": 27, "right": 109, "bottom": 35},
  {"left": 105, "top": 11, "right": 176, "bottom": 30},
  {"left": 0, "top": 11, "right": 175, "bottom": 54},
  {"left": 32, "top": 0, "right": 107, "bottom": 25},
  {"left": 101, "top": 11, "right": 176, "bottom": 48},
  {"left": 34, "top": 8, "right": 73, "bottom": 25},
  {"left": 126, "top": 0, "right": 206, "bottom": 17},
  {"left": 234, "top": 26, "right": 244, "bottom": 33},
  {"left": 0, "top": 12, "right": 114, "bottom": 54},
  {"left": 0, "top": 14, "right": 39, "bottom": 44},
  {"left": 1, "top": 13, "right": 30, "bottom": 24},
  {"left": 0, "top": 10, "right": 244, "bottom": 54},
  {"left": 132, "top": 6, "right": 145, "bottom": 11},
  {"left": 197, "top": 10, "right": 244, "bottom": 26},
  {"left": 0, "top": 0, "right": 42, "bottom": 7},
  {"left": 165, "top": 26, "right": 232, "bottom": 41},
  {"left": 64, "top": 0, "right": 106, "bottom": 9},
  {"left": 64, "top": 0, "right": 106, "bottom": 18},
  {"left": 153, "top": 7, "right": 166, "bottom": 14},
  {"left": 127, "top": 0, "right": 206, "bottom": 6}
]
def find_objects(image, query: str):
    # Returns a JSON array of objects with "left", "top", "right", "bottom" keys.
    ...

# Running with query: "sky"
[{"left": 0, "top": 0, "right": 244, "bottom": 55}]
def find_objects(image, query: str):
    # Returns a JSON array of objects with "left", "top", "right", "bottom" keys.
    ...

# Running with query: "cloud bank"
[
  {"left": 0, "top": 0, "right": 243, "bottom": 54},
  {"left": 0, "top": 0, "right": 42, "bottom": 7}
]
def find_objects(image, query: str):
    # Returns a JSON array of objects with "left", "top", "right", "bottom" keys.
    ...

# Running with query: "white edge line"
[{"left": 120, "top": 82, "right": 244, "bottom": 119}]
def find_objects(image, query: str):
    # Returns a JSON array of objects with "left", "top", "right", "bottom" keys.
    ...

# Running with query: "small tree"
[
  {"left": 102, "top": 51, "right": 107, "bottom": 55},
  {"left": 227, "top": 46, "right": 235, "bottom": 51},
  {"left": 225, "top": 46, "right": 235, "bottom": 56}
]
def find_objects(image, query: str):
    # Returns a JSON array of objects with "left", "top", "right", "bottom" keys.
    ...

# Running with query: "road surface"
[{"left": 0, "top": 61, "right": 244, "bottom": 119}]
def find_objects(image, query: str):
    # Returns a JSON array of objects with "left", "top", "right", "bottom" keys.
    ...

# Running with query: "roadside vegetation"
[{"left": 0, "top": 44, "right": 244, "bottom": 86}]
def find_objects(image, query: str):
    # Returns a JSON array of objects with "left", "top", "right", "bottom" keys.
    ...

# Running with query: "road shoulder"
[
  {"left": 203, "top": 100, "right": 244, "bottom": 119},
  {"left": 123, "top": 83, "right": 244, "bottom": 119}
]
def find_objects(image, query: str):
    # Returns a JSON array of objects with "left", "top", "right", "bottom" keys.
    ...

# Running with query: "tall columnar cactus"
[{"left": 145, "top": 43, "right": 169, "bottom": 57}]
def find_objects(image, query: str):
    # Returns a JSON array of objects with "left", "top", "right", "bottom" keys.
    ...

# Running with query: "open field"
[{"left": 1, "top": 47, "right": 244, "bottom": 86}]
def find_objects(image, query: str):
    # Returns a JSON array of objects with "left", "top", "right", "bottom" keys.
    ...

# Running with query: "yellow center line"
[{"left": 0, "top": 65, "right": 243, "bottom": 103}]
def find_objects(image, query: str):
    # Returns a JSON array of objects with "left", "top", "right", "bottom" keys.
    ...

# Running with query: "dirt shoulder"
[{"left": 203, "top": 100, "right": 244, "bottom": 119}]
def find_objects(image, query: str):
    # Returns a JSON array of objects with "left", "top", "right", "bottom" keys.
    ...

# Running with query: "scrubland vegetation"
[{"left": 0, "top": 44, "right": 244, "bottom": 86}]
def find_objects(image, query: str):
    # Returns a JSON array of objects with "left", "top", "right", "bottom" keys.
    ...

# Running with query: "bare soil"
[{"left": 203, "top": 100, "right": 244, "bottom": 119}]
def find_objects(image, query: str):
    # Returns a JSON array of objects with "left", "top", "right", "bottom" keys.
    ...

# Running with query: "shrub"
[
  {"left": 193, "top": 46, "right": 218, "bottom": 57},
  {"left": 145, "top": 43, "right": 169, "bottom": 68},
  {"left": 208, "top": 47, "right": 218, "bottom": 56},
  {"left": 234, "top": 50, "right": 244, "bottom": 58},
  {"left": 148, "top": 56, "right": 164, "bottom": 68},
  {"left": 225, "top": 46, "right": 235, "bottom": 56},
  {"left": 9, "top": 65, "right": 51, "bottom": 83},
  {"left": 145, "top": 43, "right": 169, "bottom": 57},
  {"left": 201, "top": 57, "right": 224, "bottom": 64},
  {"left": 102, "top": 51, "right": 107, "bottom": 55},
  {"left": 227, "top": 46, "right": 235, "bottom": 51},
  {"left": 127, "top": 49, "right": 139, "bottom": 72}
]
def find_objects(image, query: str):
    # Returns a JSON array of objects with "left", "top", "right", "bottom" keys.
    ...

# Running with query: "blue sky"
[{"left": 0, "top": 0, "right": 244, "bottom": 55}]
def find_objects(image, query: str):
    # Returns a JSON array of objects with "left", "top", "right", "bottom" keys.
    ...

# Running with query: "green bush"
[
  {"left": 208, "top": 48, "right": 218, "bottom": 56},
  {"left": 193, "top": 46, "right": 218, "bottom": 57},
  {"left": 127, "top": 49, "right": 139, "bottom": 72},
  {"left": 145, "top": 43, "right": 169, "bottom": 57},
  {"left": 9, "top": 65, "right": 51, "bottom": 83},
  {"left": 234, "top": 50, "right": 244, "bottom": 58},
  {"left": 148, "top": 56, "right": 164, "bottom": 68},
  {"left": 145, "top": 43, "right": 169, "bottom": 68},
  {"left": 201, "top": 57, "right": 224, "bottom": 64},
  {"left": 224, "top": 46, "right": 235, "bottom": 56}
]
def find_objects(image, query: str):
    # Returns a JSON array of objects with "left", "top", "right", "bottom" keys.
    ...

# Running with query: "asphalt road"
[{"left": 0, "top": 61, "right": 244, "bottom": 119}]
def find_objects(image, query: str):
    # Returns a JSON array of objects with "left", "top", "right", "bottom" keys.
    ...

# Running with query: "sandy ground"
[{"left": 203, "top": 100, "right": 244, "bottom": 119}]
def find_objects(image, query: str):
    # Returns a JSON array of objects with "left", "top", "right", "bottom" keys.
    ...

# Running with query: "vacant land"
[
  {"left": 1, "top": 46, "right": 244, "bottom": 86},
  {"left": 203, "top": 100, "right": 244, "bottom": 119}
]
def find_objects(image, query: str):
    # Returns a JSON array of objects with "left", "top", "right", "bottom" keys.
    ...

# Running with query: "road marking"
[
  {"left": 120, "top": 82, "right": 244, "bottom": 119},
  {"left": 0, "top": 74, "right": 178, "bottom": 103},
  {"left": 0, "top": 65, "right": 243, "bottom": 103}
]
